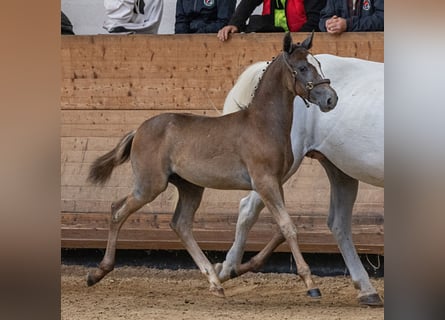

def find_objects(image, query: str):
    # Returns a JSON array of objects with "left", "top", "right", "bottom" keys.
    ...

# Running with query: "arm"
[
  {"left": 228, "top": 0, "right": 263, "bottom": 31},
  {"left": 300, "top": 0, "right": 327, "bottom": 32},
  {"left": 318, "top": 0, "right": 336, "bottom": 32},
  {"left": 175, "top": 0, "right": 191, "bottom": 34},
  {"left": 347, "top": 0, "right": 384, "bottom": 31},
  {"left": 196, "top": 0, "right": 237, "bottom": 33},
  {"left": 217, "top": 0, "right": 262, "bottom": 41}
]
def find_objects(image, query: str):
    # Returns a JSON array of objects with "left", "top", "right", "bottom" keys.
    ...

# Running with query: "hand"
[
  {"left": 217, "top": 25, "right": 239, "bottom": 42},
  {"left": 325, "top": 16, "right": 347, "bottom": 34}
]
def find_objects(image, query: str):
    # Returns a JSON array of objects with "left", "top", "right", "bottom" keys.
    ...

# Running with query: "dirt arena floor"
[{"left": 61, "top": 265, "right": 384, "bottom": 320}]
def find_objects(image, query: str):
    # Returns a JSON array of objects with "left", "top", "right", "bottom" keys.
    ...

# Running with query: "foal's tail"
[{"left": 88, "top": 130, "right": 136, "bottom": 186}]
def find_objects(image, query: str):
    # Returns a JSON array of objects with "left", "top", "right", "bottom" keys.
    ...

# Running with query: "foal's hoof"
[
  {"left": 86, "top": 272, "right": 99, "bottom": 287},
  {"left": 306, "top": 288, "right": 322, "bottom": 298},
  {"left": 209, "top": 285, "right": 225, "bottom": 298},
  {"left": 358, "top": 293, "right": 384, "bottom": 307}
]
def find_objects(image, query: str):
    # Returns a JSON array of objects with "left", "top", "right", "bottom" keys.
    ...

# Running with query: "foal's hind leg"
[
  {"left": 87, "top": 167, "right": 169, "bottom": 286},
  {"left": 169, "top": 176, "right": 225, "bottom": 297},
  {"left": 86, "top": 193, "right": 149, "bottom": 286},
  {"left": 318, "top": 157, "right": 383, "bottom": 306}
]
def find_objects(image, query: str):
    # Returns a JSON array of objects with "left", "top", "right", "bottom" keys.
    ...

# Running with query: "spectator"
[
  {"left": 217, "top": 0, "right": 326, "bottom": 41},
  {"left": 175, "top": 0, "right": 236, "bottom": 34},
  {"left": 319, "top": 0, "right": 384, "bottom": 34},
  {"left": 103, "top": 0, "right": 163, "bottom": 34}
]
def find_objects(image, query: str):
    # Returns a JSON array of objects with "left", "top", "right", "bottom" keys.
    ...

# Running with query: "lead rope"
[{"left": 366, "top": 254, "right": 381, "bottom": 273}]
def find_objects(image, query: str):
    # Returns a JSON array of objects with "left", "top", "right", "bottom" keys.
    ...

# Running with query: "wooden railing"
[{"left": 61, "top": 32, "right": 384, "bottom": 254}]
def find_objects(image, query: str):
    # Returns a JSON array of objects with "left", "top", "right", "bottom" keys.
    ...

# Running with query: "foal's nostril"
[{"left": 327, "top": 97, "right": 332, "bottom": 106}]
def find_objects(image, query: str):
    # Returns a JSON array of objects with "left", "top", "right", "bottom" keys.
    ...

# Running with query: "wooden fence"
[{"left": 61, "top": 32, "right": 384, "bottom": 254}]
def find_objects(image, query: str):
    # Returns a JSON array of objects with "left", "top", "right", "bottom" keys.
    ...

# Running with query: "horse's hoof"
[
  {"left": 209, "top": 285, "right": 225, "bottom": 298},
  {"left": 213, "top": 262, "right": 233, "bottom": 283},
  {"left": 86, "top": 272, "right": 98, "bottom": 287},
  {"left": 358, "top": 293, "right": 384, "bottom": 307},
  {"left": 306, "top": 288, "right": 322, "bottom": 298},
  {"left": 214, "top": 263, "right": 223, "bottom": 274}
]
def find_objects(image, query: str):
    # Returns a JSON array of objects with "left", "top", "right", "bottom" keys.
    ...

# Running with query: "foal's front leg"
[{"left": 256, "top": 178, "right": 321, "bottom": 297}]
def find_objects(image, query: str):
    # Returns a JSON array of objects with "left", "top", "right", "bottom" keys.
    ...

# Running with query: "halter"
[{"left": 282, "top": 52, "right": 331, "bottom": 107}]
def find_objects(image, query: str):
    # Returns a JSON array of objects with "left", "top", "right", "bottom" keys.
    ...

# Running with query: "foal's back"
[{"left": 131, "top": 111, "right": 270, "bottom": 190}]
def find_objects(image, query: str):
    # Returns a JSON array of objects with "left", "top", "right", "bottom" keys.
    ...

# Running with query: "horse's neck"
[{"left": 247, "top": 56, "right": 295, "bottom": 129}]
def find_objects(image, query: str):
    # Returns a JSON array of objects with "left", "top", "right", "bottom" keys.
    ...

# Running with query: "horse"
[
  {"left": 85, "top": 32, "right": 338, "bottom": 298},
  {"left": 214, "top": 54, "right": 384, "bottom": 306}
]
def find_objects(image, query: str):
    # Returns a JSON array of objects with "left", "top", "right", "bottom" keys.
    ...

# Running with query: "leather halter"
[{"left": 282, "top": 52, "right": 331, "bottom": 107}]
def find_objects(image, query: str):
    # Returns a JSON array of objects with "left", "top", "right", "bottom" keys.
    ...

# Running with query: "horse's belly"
[
  {"left": 172, "top": 162, "right": 253, "bottom": 190},
  {"left": 309, "top": 87, "right": 384, "bottom": 187},
  {"left": 319, "top": 135, "right": 384, "bottom": 187}
]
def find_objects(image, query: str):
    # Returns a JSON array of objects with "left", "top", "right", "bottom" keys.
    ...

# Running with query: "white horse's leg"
[
  {"left": 319, "top": 157, "right": 383, "bottom": 306},
  {"left": 215, "top": 191, "right": 265, "bottom": 282}
]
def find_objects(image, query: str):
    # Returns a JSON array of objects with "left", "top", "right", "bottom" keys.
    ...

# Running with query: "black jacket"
[
  {"left": 228, "top": 0, "right": 325, "bottom": 33},
  {"left": 319, "top": 0, "right": 384, "bottom": 32},
  {"left": 175, "top": 0, "right": 236, "bottom": 33}
]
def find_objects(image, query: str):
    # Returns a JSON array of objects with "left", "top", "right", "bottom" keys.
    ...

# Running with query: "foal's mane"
[
  {"left": 222, "top": 61, "right": 267, "bottom": 114},
  {"left": 243, "top": 43, "right": 302, "bottom": 106},
  {"left": 222, "top": 52, "right": 292, "bottom": 115}
]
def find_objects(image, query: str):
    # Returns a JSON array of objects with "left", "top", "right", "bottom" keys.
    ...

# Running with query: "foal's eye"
[{"left": 298, "top": 66, "right": 308, "bottom": 73}]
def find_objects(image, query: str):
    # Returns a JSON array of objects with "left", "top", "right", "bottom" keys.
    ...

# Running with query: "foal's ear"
[
  {"left": 283, "top": 32, "right": 293, "bottom": 54},
  {"left": 300, "top": 30, "right": 315, "bottom": 50}
]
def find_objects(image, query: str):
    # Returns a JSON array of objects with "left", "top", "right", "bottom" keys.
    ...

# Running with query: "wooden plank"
[
  {"left": 61, "top": 161, "right": 382, "bottom": 217},
  {"left": 61, "top": 212, "right": 384, "bottom": 254},
  {"left": 61, "top": 109, "right": 221, "bottom": 137},
  {"left": 61, "top": 33, "right": 383, "bottom": 111},
  {"left": 61, "top": 211, "right": 384, "bottom": 230}
]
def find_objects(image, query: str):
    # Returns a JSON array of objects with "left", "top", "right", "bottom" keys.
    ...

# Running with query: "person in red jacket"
[{"left": 217, "top": 0, "right": 325, "bottom": 41}]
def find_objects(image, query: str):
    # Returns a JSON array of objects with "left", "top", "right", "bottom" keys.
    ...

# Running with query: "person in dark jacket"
[
  {"left": 217, "top": 0, "right": 325, "bottom": 41},
  {"left": 175, "top": 0, "right": 236, "bottom": 34},
  {"left": 319, "top": 0, "right": 384, "bottom": 34}
]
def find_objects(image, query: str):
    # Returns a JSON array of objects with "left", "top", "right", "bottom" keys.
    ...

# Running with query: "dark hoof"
[
  {"left": 230, "top": 269, "right": 238, "bottom": 279},
  {"left": 359, "top": 293, "right": 384, "bottom": 307},
  {"left": 307, "top": 288, "right": 322, "bottom": 298},
  {"left": 86, "top": 272, "right": 98, "bottom": 287}
]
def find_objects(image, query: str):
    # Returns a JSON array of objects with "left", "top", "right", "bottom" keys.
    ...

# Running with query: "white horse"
[{"left": 216, "top": 54, "right": 384, "bottom": 306}]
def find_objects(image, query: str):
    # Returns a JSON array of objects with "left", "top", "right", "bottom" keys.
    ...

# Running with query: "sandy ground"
[{"left": 61, "top": 265, "right": 384, "bottom": 320}]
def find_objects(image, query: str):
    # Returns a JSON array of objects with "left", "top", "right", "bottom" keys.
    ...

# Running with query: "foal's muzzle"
[{"left": 307, "top": 79, "right": 338, "bottom": 112}]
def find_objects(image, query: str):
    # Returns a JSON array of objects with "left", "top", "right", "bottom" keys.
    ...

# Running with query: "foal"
[{"left": 86, "top": 32, "right": 338, "bottom": 297}]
